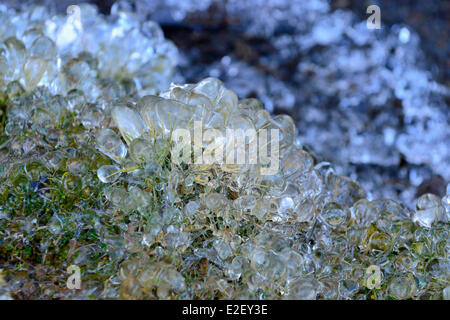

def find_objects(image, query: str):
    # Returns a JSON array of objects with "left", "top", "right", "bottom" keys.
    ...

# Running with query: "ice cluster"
[
  {"left": 0, "top": 2, "right": 448, "bottom": 300},
  {"left": 0, "top": 3, "right": 177, "bottom": 98},
  {"left": 142, "top": 0, "right": 449, "bottom": 205},
  {"left": 101, "top": 78, "right": 449, "bottom": 300}
]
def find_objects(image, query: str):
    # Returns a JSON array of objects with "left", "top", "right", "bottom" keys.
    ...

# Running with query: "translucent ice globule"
[
  {"left": 95, "top": 128, "right": 127, "bottom": 161},
  {"left": 0, "top": 3, "right": 178, "bottom": 97}
]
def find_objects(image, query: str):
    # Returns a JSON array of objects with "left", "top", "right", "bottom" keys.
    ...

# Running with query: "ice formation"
[
  {"left": 142, "top": 0, "right": 449, "bottom": 205},
  {"left": 0, "top": 2, "right": 448, "bottom": 300}
]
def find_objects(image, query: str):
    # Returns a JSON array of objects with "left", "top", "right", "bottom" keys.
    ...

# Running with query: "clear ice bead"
[
  {"left": 129, "top": 137, "right": 154, "bottom": 164},
  {"left": 95, "top": 128, "right": 127, "bottom": 161},
  {"left": 287, "top": 277, "right": 317, "bottom": 300},
  {"left": 97, "top": 165, "right": 121, "bottom": 183},
  {"left": 413, "top": 193, "right": 446, "bottom": 228},
  {"left": 111, "top": 105, "right": 146, "bottom": 144},
  {"left": 213, "top": 239, "right": 233, "bottom": 260},
  {"left": 388, "top": 275, "right": 415, "bottom": 299},
  {"left": 319, "top": 202, "right": 350, "bottom": 229}
]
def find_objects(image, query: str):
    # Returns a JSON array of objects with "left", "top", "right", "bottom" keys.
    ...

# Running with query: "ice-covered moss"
[{"left": 0, "top": 3, "right": 448, "bottom": 301}]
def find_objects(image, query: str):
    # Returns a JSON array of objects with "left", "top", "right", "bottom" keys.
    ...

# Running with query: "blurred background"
[{"left": 2, "top": 0, "right": 449, "bottom": 207}]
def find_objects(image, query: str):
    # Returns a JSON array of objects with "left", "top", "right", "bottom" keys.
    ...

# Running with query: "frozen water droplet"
[
  {"left": 227, "top": 256, "right": 244, "bottom": 280},
  {"left": 389, "top": 275, "right": 415, "bottom": 299},
  {"left": 295, "top": 198, "right": 315, "bottom": 222},
  {"left": 204, "top": 193, "right": 229, "bottom": 211},
  {"left": 95, "top": 128, "right": 127, "bottom": 161},
  {"left": 351, "top": 199, "right": 377, "bottom": 225},
  {"left": 111, "top": 105, "right": 146, "bottom": 144},
  {"left": 320, "top": 202, "right": 349, "bottom": 228},
  {"left": 287, "top": 277, "right": 317, "bottom": 300},
  {"left": 129, "top": 137, "right": 154, "bottom": 163},
  {"left": 444, "top": 287, "right": 450, "bottom": 300},
  {"left": 23, "top": 57, "right": 47, "bottom": 89},
  {"left": 80, "top": 107, "right": 104, "bottom": 129},
  {"left": 193, "top": 77, "right": 224, "bottom": 101},
  {"left": 280, "top": 197, "right": 295, "bottom": 211},
  {"left": 213, "top": 239, "right": 232, "bottom": 260},
  {"left": 97, "top": 165, "right": 121, "bottom": 183},
  {"left": 413, "top": 193, "right": 446, "bottom": 227}
]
